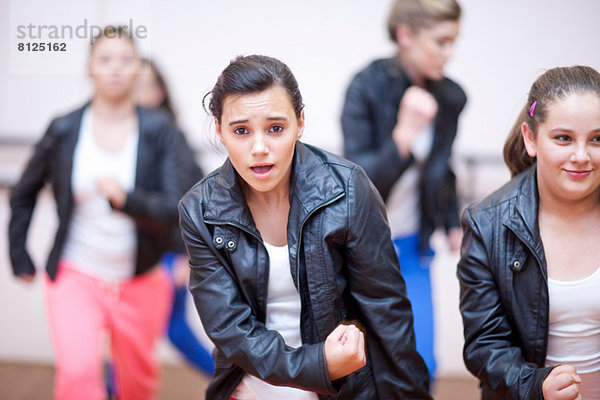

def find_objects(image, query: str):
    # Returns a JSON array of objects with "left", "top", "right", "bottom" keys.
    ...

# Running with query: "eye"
[
  {"left": 591, "top": 135, "right": 600, "bottom": 144},
  {"left": 553, "top": 134, "right": 571, "bottom": 143},
  {"left": 234, "top": 127, "right": 249, "bottom": 135},
  {"left": 269, "top": 125, "right": 284, "bottom": 134}
]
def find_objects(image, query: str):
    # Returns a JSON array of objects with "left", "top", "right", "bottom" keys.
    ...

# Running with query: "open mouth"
[{"left": 250, "top": 164, "right": 274, "bottom": 176}]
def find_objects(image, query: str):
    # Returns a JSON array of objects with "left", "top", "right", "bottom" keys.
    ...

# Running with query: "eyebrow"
[
  {"left": 549, "top": 127, "right": 600, "bottom": 133},
  {"left": 228, "top": 116, "right": 288, "bottom": 126}
]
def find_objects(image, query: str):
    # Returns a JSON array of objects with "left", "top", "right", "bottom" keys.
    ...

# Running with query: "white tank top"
[
  {"left": 386, "top": 124, "right": 433, "bottom": 238},
  {"left": 546, "top": 266, "right": 600, "bottom": 399},
  {"left": 231, "top": 242, "right": 318, "bottom": 400},
  {"left": 61, "top": 107, "right": 139, "bottom": 282}
]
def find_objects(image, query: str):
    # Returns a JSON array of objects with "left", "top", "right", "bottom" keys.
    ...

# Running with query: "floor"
[{"left": 0, "top": 361, "right": 480, "bottom": 399}]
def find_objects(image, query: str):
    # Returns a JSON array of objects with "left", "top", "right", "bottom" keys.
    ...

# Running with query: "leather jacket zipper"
[{"left": 295, "top": 192, "right": 345, "bottom": 289}]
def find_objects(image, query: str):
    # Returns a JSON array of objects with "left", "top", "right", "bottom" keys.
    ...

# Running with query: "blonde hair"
[{"left": 387, "top": 0, "right": 461, "bottom": 42}]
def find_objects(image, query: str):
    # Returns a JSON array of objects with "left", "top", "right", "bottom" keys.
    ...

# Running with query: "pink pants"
[{"left": 45, "top": 262, "right": 173, "bottom": 400}]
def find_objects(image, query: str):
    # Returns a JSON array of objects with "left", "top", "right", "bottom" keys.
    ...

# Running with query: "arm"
[
  {"left": 8, "top": 120, "right": 57, "bottom": 279},
  {"left": 178, "top": 201, "right": 336, "bottom": 394},
  {"left": 457, "top": 209, "right": 552, "bottom": 399},
  {"left": 115, "top": 122, "right": 184, "bottom": 228},
  {"left": 344, "top": 167, "right": 431, "bottom": 399},
  {"left": 341, "top": 74, "right": 414, "bottom": 200}
]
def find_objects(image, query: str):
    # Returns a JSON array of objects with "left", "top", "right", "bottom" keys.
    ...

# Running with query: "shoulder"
[
  {"left": 301, "top": 144, "right": 383, "bottom": 208},
  {"left": 348, "top": 57, "right": 398, "bottom": 86},
  {"left": 138, "top": 106, "right": 176, "bottom": 133},
  {"left": 47, "top": 104, "right": 87, "bottom": 137},
  {"left": 300, "top": 143, "right": 364, "bottom": 183},
  {"left": 464, "top": 168, "right": 531, "bottom": 225}
]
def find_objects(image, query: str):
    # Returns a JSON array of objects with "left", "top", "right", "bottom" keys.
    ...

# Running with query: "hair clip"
[{"left": 529, "top": 101, "right": 537, "bottom": 117}]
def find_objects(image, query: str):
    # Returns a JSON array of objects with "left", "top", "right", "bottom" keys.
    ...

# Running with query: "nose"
[
  {"left": 570, "top": 143, "right": 591, "bottom": 164},
  {"left": 251, "top": 132, "right": 269, "bottom": 156}
]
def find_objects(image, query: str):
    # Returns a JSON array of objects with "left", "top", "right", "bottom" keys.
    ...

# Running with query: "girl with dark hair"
[
  {"left": 179, "top": 55, "right": 431, "bottom": 399},
  {"left": 458, "top": 65, "right": 600, "bottom": 399},
  {"left": 9, "top": 30, "right": 182, "bottom": 399}
]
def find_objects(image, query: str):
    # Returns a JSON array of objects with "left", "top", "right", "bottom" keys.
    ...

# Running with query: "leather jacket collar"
[
  {"left": 503, "top": 165, "right": 547, "bottom": 276},
  {"left": 202, "top": 141, "right": 345, "bottom": 236}
]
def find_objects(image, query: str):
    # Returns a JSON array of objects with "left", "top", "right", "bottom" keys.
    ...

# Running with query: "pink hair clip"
[{"left": 529, "top": 101, "right": 537, "bottom": 117}]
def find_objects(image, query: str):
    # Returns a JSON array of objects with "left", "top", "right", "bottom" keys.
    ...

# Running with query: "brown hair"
[
  {"left": 503, "top": 66, "right": 600, "bottom": 177},
  {"left": 140, "top": 58, "right": 176, "bottom": 122},
  {"left": 387, "top": 0, "right": 461, "bottom": 43}
]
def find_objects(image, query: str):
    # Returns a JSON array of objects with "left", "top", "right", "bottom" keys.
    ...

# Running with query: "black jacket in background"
[
  {"left": 341, "top": 57, "right": 467, "bottom": 250},
  {"left": 9, "top": 103, "right": 186, "bottom": 281},
  {"left": 458, "top": 166, "right": 554, "bottom": 399},
  {"left": 179, "top": 142, "right": 431, "bottom": 400}
]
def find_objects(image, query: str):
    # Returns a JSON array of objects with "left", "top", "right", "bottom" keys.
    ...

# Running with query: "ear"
[
  {"left": 396, "top": 24, "right": 414, "bottom": 48},
  {"left": 215, "top": 118, "right": 224, "bottom": 144},
  {"left": 296, "top": 110, "right": 305, "bottom": 140},
  {"left": 521, "top": 122, "right": 537, "bottom": 157}
]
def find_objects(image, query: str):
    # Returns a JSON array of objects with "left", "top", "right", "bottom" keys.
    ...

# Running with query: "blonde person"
[
  {"left": 458, "top": 66, "right": 600, "bottom": 399},
  {"left": 8, "top": 29, "right": 184, "bottom": 399},
  {"left": 341, "top": 0, "right": 466, "bottom": 378},
  {"left": 179, "top": 55, "right": 431, "bottom": 399}
]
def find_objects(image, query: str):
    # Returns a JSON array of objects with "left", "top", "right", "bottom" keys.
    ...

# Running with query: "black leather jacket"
[
  {"left": 179, "top": 142, "right": 431, "bottom": 400},
  {"left": 9, "top": 103, "right": 186, "bottom": 280},
  {"left": 457, "top": 166, "right": 554, "bottom": 399},
  {"left": 342, "top": 57, "right": 466, "bottom": 249}
]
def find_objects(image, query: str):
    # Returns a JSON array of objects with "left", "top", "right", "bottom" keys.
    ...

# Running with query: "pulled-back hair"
[
  {"left": 503, "top": 66, "right": 600, "bottom": 177},
  {"left": 387, "top": 0, "right": 461, "bottom": 43},
  {"left": 206, "top": 55, "right": 304, "bottom": 124}
]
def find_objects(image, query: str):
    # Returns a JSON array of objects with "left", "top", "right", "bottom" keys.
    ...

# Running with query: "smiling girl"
[{"left": 458, "top": 65, "right": 600, "bottom": 400}]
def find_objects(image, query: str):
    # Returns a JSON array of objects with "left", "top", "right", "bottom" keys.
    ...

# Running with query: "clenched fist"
[
  {"left": 324, "top": 323, "right": 366, "bottom": 381},
  {"left": 393, "top": 86, "right": 438, "bottom": 156},
  {"left": 542, "top": 365, "right": 582, "bottom": 400}
]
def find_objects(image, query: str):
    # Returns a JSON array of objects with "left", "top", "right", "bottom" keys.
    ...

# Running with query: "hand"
[
  {"left": 448, "top": 227, "right": 462, "bottom": 252},
  {"left": 17, "top": 273, "right": 35, "bottom": 284},
  {"left": 392, "top": 86, "right": 438, "bottom": 156},
  {"left": 542, "top": 365, "right": 582, "bottom": 400},
  {"left": 173, "top": 255, "right": 191, "bottom": 288},
  {"left": 324, "top": 323, "right": 366, "bottom": 381},
  {"left": 97, "top": 177, "right": 127, "bottom": 209}
]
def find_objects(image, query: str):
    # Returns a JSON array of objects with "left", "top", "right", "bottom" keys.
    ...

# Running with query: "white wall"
[{"left": 1, "top": 0, "right": 600, "bottom": 376}]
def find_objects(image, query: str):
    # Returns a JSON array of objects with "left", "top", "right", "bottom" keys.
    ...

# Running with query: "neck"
[
  {"left": 242, "top": 171, "right": 292, "bottom": 211},
  {"left": 538, "top": 184, "right": 600, "bottom": 221},
  {"left": 397, "top": 52, "right": 426, "bottom": 87},
  {"left": 91, "top": 95, "right": 136, "bottom": 120}
]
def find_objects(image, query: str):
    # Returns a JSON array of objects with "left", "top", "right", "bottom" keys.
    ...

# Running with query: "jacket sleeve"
[
  {"left": 344, "top": 167, "right": 432, "bottom": 399},
  {"left": 178, "top": 201, "right": 336, "bottom": 395},
  {"left": 457, "top": 208, "right": 552, "bottom": 399},
  {"left": 117, "top": 121, "right": 183, "bottom": 228},
  {"left": 8, "top": 120, "right": 57, "bottom": 277},
  {"left": 341, "top": 73, "right": 413, "bottom": 200}
]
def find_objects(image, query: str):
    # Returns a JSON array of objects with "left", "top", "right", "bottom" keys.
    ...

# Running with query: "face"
[
  {"left": 216, "top": 85, "right": 304, "bottom": 196},
  {"left": 89, "top": 36, "right": 140, "bottom": 101},
  {"left": 397, "top": 20, "right": 459, "bottom": 82},
  {"left": 522, "top": 92, "right": 600, "bottom": 204},
  {"left": 135, "top": 63, "right": 165, "bottom": 108}
]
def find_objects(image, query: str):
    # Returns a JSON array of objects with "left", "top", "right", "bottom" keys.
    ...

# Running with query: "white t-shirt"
[
  {"left": 386, "top": 125, "right": 433, "bottom": 238},
  {"left": 61, "top": 108, "right": 139, "bottom": 282},
  {"left": 545, "top": 266, "right": 600, "bottom": 399},
  {"left": 231, "top": 242, "right": 318, "bottom": 400}
]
